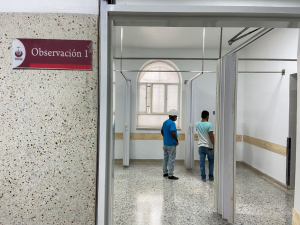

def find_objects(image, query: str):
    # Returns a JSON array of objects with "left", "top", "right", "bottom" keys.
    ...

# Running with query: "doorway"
[{"left": 98, "top": 2, "right": 300, "bottom": 225}]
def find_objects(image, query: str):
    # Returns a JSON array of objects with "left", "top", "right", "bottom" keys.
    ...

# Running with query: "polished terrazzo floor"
[{"left": 113, "top": 161, "right": 294, "bottom": 225}]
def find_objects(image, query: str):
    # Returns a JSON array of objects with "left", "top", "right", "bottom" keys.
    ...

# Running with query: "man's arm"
[
  {"left": 171, "top": 131, "right": 179, "bottom": 146},
  {"left": 161, "top": 130, "right": 164, "bottom": 136},
  {"left": 209, "top": 131, "right": 214, "bottom": 148}
]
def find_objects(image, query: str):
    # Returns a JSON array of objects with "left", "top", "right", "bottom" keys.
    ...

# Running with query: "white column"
[
  {"left": 185, "top": 80, "right": 195, "bottom": 169},
  {"left": 123, "top": 80, "right": 131, "bottom": 166},
  {"left": 214, "top": 53, "right": 237, "bottom": 223}
]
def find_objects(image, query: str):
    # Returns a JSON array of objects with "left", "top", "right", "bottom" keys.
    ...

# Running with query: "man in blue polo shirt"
[{"left": 161, "top": 109, "right": 179, "bottom": 180}]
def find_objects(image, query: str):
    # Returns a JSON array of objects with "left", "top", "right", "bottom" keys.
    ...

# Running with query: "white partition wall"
[
  {"left": 123, "top": 80, "right": 131, "bottom": 166},
  {"left": 214, "top": 54, "right": 237, "bottom": 223},
  {"left": 185, "top": 80, "right": 195, "bottom": 169}
]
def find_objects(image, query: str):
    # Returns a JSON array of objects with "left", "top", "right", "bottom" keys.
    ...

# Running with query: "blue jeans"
[
  {"left": 198, "top": 146, "right": 214, "bottom": 179},
  {"left": 163, "top": 145, "right": 176, "bottom": 176}
]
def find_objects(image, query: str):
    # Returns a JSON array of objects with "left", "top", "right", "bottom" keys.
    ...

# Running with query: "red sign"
[{"left": 12, "top": 39, "right": 93, "bottom": 70}]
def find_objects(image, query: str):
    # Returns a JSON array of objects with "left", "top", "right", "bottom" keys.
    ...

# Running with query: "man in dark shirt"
[{"left": 161, "top": 109, "right": 179, "bottom": 180}]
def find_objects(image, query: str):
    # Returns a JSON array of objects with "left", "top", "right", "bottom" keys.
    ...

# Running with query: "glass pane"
[
  {"left": 139, "top": 84, "right": 146, "bottom": 112},
  {"left": 137, "top": 115, "right": 179, "bottom": 128},
  {"left": 167, "top": 85, "right": 178, "bottom": 112},
  {"left": 113, "top": 84, "right": 115, "bottom": 113},
  {"left": 139, "top": 62, "right": 179, "bottom": 83},
  {"left": 147, "top": 84, "right": 151, "bottom": 113},
  {"left": 152, "top": 84, "right": 165, "bottom": 113},
  {"left": 113, "top": 65, "right": 116, "bottom": 82}
]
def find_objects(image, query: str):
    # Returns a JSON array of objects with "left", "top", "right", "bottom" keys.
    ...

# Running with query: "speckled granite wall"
[{"left": 0, "top": 13, "right": 98, "bottom": 224}]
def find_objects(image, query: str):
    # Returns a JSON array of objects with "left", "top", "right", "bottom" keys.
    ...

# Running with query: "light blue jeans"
[
  {"left": 199, "top": 146, "right": 214, "bottom": 179},
  {"left": 163, "top": 145, "right": 176, "bottom": 176}
]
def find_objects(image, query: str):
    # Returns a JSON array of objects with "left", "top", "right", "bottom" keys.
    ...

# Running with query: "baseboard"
[
  {"left": 114, "top": 159, "right": 203, "bottom": 164},
  {"left": 293, "top": 208, "right": 300, "bottom": 225},
  {"left": 237, "top": 161, "right": 286, "bottom": 188},
  {"left": 115, "top": 159, "right": 183, "bottom": 164},
  {"left": 237, "top": 161, "right": 294, "bottom": 196}
]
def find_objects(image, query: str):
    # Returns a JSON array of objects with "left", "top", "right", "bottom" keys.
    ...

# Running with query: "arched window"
[{"left": 137, "top": 61, "right": 182, "bottom": 129}]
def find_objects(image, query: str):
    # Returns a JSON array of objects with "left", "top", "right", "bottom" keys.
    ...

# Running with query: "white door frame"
[
  {"left": 98, "top": 2, "right": 300, "bottom": 224},
  {"left": 98, "top": 1, "right": 114, "bottom": 224}
]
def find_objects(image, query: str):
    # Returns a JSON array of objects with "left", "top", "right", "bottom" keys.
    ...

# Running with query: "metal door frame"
[{"left": 98, "top": 2, "right": 300, "bottom": 224}]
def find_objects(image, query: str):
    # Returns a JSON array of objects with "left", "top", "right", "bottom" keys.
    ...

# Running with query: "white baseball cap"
[{"left": 169, "top": 109, "right": 178, "bottom": 116}]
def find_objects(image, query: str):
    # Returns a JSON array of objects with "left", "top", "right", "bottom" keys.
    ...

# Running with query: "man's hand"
[
  {"left": 209, "top": 131, "right": 214, "bottom": 148},
  {"left": 171, "top": 131, "right": 178, "bottom": 146},
  {"left": 175, "top": 141, "right": 179, "bottom": 146}
]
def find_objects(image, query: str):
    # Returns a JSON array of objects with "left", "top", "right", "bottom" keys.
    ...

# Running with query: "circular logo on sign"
[
  {"left": 12, "top": 39, "right": 26, "bottom": 68},
  {"left": 15, "top": 47, "right": 23, "bottom": 57}
]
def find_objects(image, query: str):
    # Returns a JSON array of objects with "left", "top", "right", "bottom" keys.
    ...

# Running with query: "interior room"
[
  {"left": 112, "top": 26, "right": 298, "bottom": 224},
  {"left": 2, "top": 1, "right": 300, "bottom": 225}
]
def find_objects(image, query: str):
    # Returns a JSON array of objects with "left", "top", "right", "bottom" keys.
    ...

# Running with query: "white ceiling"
[{"left": 115, "top": 27, "right": 261, "bottom": 50}]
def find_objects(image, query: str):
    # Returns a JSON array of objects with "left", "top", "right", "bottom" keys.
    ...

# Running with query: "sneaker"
[
  {"left": 209, "top": 177, "right": 214, "bottom": 181},
  {"left": 163, "top": 173, "right": 168, "bottom": 177},
  {"left": 202, "top": 179, "right": 206, "bottom": 182},
  {"left": 168, "top": 176, "right": 179, "bottom": 180}
]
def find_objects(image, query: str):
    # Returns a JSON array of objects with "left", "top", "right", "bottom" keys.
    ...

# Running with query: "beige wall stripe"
[
  {"left": 236, "top": 135, "right": 242, "bottom": 142},
  {"left": 115, "top": 133, "right": 123, "bottom": 140},
  {"left": 115, "top": 133, "right": 242, "bottom": 142},
  {"left": 129, "top": 133, "right": 186, "bottom": 140},
  {"left": 130, "top": 133, "right": 163, "bottom": 140},
  {"left": 293, "top": 208, "right": 300, "bottom": 225},
  {"left": 243, "top": 135, "right": 286, "bottom": 156},
  {"left": 194, "top": 134, "right": 198, "bottom": 141}
]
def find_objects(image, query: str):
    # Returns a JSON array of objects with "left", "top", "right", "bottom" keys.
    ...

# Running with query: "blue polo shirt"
[{"left": 161, "top": 119, "right": 178, "bottom": 146}]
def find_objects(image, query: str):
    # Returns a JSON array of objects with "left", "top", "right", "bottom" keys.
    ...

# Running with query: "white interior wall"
[
  {"left": 236, "top": 66, "right": 245, "bottom": 162},
  {"left": 242, "top": 29, "right": 298, "bottom": 184},
  {"left": 114, "top": 47, "right": 245, "bottom": 160}
]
